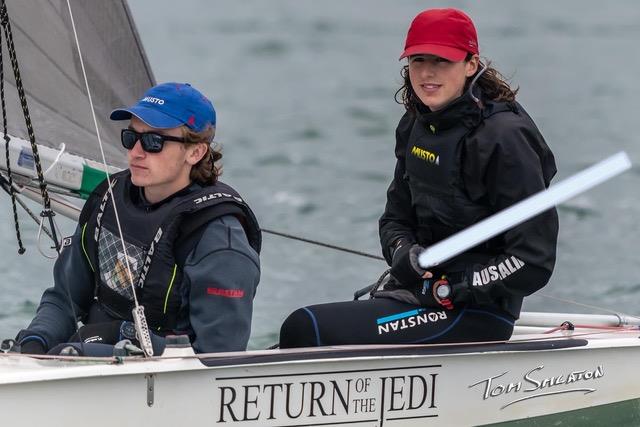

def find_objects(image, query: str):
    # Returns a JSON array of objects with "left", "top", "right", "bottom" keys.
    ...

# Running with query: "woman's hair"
[
  {"left": 181, "top": 125, "right": 222, "bottom": 185},
  {"left": 395, "top": 54, "right": 519, "bottom": 114}
]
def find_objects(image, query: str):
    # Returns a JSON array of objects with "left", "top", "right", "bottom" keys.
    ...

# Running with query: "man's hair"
[
  {"left": 395, "top": 55, "right": 519, "bottom": 114},
  {"left": 182, "top": 125, "right": 222, "bottom": 185}
]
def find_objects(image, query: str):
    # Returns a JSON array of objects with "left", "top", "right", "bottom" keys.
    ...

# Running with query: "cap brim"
[
  {"left": 109, "top": 105, "right": 183, "bottom": 129},
  {"left": 399, "top": 44, "right": 468, "bottom": 62}
]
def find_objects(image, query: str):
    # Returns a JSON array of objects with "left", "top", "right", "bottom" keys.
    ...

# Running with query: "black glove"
[
  {"left": 20, "top": 338, "right": 46, "bottom": 354},
  {"left": 390, "top": 242, "right": 427, "bottom": 287},
  {"left": 69, "top": 320, "right": 127, "bottom": 345},
  {"left": 69, "top": 321, "right": 166, "bottom": 355}
]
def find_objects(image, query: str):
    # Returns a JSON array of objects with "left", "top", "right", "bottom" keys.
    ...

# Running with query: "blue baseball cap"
[{"left": 110, "top": 82, "right": 216, "bottom": 132}]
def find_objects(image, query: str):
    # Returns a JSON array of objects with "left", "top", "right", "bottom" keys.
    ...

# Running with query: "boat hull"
[{"left": 1, "top": 332, "right": 639, "bottom": 426}]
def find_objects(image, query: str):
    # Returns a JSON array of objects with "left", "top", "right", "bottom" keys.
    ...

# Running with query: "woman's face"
[{"left": 408, "top": 54, "right": 479, "bottom": 111}]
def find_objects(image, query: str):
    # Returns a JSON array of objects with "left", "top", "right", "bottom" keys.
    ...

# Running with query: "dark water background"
[{"left": 1, "top": 0, "right": 639, "bottom": 350}]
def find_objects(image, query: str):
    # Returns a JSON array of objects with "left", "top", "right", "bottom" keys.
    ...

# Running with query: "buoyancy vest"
[
  {"left": 404, "top": 97, "right": 515, "bottom": 251},
  {"left": 80, "top": 170, "right": 261, "bottom": 333}
]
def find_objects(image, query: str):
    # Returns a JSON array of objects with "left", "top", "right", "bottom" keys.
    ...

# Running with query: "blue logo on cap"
[{"left": 110, "top": 82, "right": 216, "bottom": 132}]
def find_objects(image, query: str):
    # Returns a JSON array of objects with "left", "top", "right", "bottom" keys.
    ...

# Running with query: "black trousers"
[{"left": 279, "top": 298, "right": 515, "bottom": 348}]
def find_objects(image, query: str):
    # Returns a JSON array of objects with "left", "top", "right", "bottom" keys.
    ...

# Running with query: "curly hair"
[
  {"left": 395, "top": 54, "right": 519, "bottom": 114},
  {"left": 181, "top": 125, "right": 222, "bottom": 185}
]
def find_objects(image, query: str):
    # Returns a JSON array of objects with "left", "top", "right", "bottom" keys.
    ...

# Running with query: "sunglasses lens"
[
  {"left": 121, "top": 130, "right": 166, "bottom": 153},
  {"left": 121, "top": 130, "right": 137, "bottom": 149},
  {"left": 141, "top": 133, "right": 164, "bottom": 153}
]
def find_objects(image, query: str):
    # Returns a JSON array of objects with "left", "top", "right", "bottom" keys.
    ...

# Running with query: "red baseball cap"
[{"left": 399, "top": 8, "right": 479, "bottom": 61}]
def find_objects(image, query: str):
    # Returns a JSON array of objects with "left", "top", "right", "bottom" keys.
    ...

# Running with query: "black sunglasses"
[{"left": 121, "top": 129, "right": 186, "bottom": 153}]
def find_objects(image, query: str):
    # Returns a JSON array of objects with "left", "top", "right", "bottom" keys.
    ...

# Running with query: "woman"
[
  {"left": 279, "top": 8, "right": 558, "bottom": 347},
  {"left": 17, "top": 83, "right": 261, "bottom": 355}
]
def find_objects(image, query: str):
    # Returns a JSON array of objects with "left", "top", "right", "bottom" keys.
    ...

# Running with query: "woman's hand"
[{"left": 390, "top": 242, "right": 433, "bottom": 286}]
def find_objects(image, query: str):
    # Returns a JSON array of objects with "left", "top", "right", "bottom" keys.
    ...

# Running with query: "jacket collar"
[
  {"left": 415, "top": 90, "right": 483, "bottom": 132},
  {"left": 132, "top": 181, "right": 201, "bottom": 210}
]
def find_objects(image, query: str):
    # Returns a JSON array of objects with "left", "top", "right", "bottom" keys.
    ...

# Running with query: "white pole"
[
  {"left": 517, "top": 311, "right": 640, "bottom": 328},
  {"left": 419, "top": 152, "right": 632, "bottom": 269},
  {"left": 16, "top": 186, "right": 81, "bottom": 221}
]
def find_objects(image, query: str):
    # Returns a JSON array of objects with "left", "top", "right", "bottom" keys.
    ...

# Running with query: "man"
[{"left": 17, "top": 82, "right": 261, "bottom": 354}]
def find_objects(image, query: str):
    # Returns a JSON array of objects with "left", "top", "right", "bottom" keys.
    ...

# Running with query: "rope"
[
  {"left": 534, "top": 292, "right": 640, "bottom": 323},
  {"left": 65, "top": 0, "right": 154, "bottom": 357},
  {"left": 542, "top": 323, "right": 637, "bottom": 334},
  {"left": 0, "top": 0, "right": 61, "bottom": 253},
  {"left": 64, "top": 1, "right": 142, "bottom": 300},
  {"left": 0, "top": 20, "right": 24, "bottom": 254},
  {"left": 0, "top": 2, "right": 50, "bottom": 208},
  {"left": 261, "top": 228, "right": 385, "bottom": 261},
  {"left": 64, "top": 0, "right": 139, "bottom": 304},
  {"left": 0, "top": 175, "right": 55, "bottom": 241}
]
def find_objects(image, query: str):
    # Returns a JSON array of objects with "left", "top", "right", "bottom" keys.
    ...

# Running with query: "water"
[{"left": 1, "top": 0, "right": 639, "bottom": 351}]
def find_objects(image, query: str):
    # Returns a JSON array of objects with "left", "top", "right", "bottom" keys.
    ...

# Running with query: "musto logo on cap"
[{"left": 141, "top": 96, "right": 165, "bottom": 105}]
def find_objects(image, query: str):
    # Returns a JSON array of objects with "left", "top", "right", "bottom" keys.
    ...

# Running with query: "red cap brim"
[{"left": 399, "top": 44, "right": 468, "bottom": 62}]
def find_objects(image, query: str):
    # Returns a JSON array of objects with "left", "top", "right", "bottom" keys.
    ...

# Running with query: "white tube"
[
  {"left": 419, "top": 152, "right": 632, "bottom": 269},
  {"left": 517, "top": 311, "right": 640, "bottom": 328}
]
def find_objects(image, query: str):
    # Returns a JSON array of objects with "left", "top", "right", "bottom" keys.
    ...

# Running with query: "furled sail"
[{"left": 2, "top": 0, "right": 154, "bottom": 170}]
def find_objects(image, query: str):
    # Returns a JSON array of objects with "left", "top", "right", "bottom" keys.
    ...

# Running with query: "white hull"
[{"left": 2, "top": 317, "right": 639, "bottom": 426}]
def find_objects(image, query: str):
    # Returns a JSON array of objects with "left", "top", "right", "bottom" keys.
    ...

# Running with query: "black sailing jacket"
[{"left": 379, "top": 91, "right": 559, "bottom": 318}]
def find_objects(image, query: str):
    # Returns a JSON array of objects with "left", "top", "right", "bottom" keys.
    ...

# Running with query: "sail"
[{"left": 1, "top": 0, "right": 154, "bottom": 170}]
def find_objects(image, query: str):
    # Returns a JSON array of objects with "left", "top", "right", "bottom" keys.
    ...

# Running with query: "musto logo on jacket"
[{"left": 410, "top": 145, "right": 440, "bottom": 165}]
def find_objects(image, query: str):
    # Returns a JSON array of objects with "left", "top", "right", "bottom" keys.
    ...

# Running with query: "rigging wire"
[
  {"left": 0, "top": 176, "right": 55, "bottom": 241},
  {"left": 0, "top": 10, "right": 24, "bottom": 254},
  {"left": 6, "top": 177, "right": 639, "bottom": 323},
  {"left": 6, "top": 182, "right": 638, "bottom": 326},
  {"left": 65, "top": 0, "right": 153, "bottom": 356},
  {"left": 7, "top": 188, "right": 639, "bottom": 324},
  {"left": 533, "top": 292, "right": 640, "bottom": 323},
  {"left": 65, "top": 0, "right": 137, "bottom": 309},
  {"left": 36, "top": 214, "right": 63, "bottom": 259},
  {"left": 262, "top": 228, "right": 384, "bottom": 261}
]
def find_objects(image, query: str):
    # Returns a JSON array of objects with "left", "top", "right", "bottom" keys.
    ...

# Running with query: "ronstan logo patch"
[{"left": 207, "top": 287, "right": 245, "bottom": 298}]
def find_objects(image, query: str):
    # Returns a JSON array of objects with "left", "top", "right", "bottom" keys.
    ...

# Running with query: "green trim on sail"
[
  {"left": 163, "top": 264, "right": 178, "bottom": 314},
  {"left": 79, "top": 164, "right": 109, "bottom": 199}
]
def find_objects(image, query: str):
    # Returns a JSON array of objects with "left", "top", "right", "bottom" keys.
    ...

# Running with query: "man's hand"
[
  {"left": 68, "top": 321, "right": 165, "bottom": 354},
  {"left": 69, "top": 321, "right": 125, "bottom": 345}
]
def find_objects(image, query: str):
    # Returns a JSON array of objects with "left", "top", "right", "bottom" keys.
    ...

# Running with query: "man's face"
[{"left": 126, "top": 116, "right": 194, "bottom": 203}]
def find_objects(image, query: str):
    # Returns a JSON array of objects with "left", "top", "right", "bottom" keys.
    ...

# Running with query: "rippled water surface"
[{"left": 1, "top": 1, "right": 639, "bottom": 352}]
